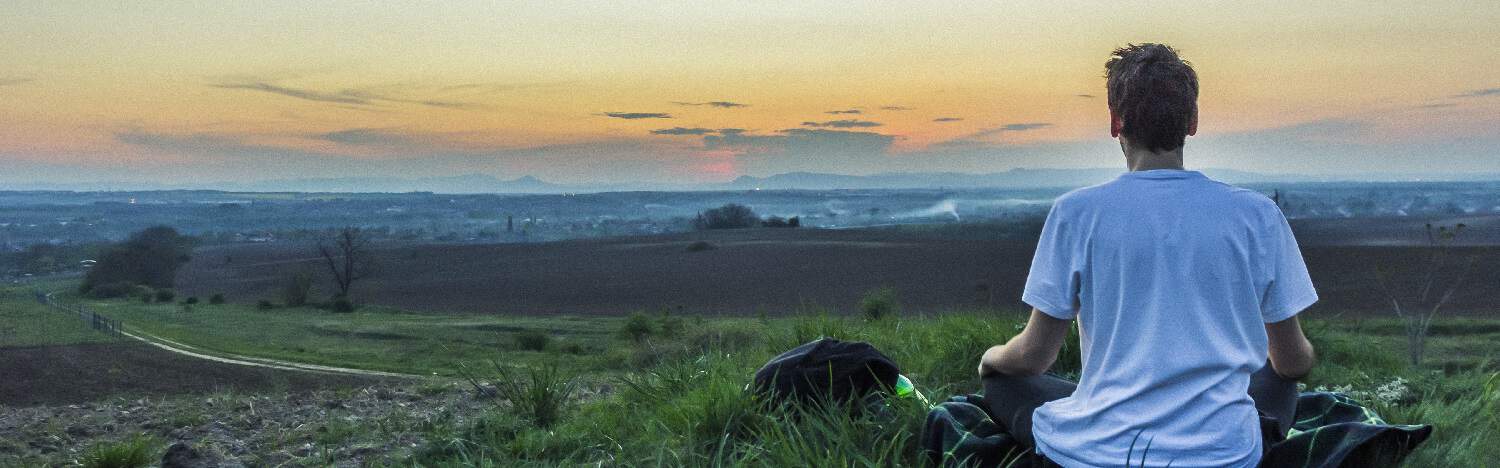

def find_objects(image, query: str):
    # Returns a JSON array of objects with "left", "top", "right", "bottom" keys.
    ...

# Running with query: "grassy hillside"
[{"left": 17, "top": 287, "right": 1496, "bottom": 466}]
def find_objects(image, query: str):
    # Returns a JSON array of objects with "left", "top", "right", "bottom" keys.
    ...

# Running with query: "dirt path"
[
  {"left": 43, "top": 293, "right": 424, "bottom": 380},
  {"left": 120, "top": 328, "right": 422, "bottom": 379}
]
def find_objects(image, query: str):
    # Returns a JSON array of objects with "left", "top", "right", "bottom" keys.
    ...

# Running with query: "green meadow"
[{"left": 6, "top": 283, "right": 1497, "bottom": 466}]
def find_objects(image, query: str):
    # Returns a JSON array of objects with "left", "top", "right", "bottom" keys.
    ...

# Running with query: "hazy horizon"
[{"left": 3, "top": 2, "right": 1498, "bottom": 187}]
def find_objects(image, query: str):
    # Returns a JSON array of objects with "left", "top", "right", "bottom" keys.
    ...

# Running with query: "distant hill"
[
  {"left": 224, "top": 168, "right": 1500, "bottom": 193},
  {"left": 7, "top": 168, "right": 1498, "bottom": 194},
  {"left": 715, "top": 168, "right": 1365, "bottom": 190}
]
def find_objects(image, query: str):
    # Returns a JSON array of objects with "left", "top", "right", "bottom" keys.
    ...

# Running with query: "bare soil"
[
  {"left": 0, "top": 342, "right": 379, "bottom": 407},
  {"left": 177, "top": 225, "right": 1500, "bottom": 317}
]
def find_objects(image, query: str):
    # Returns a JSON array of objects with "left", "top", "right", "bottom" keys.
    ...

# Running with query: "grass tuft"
[
  {"left": 79, "top": 435, "right": 157, "bottom": 468},
  {"left": 491, "top": 364, "right": 578, "bottom": 428}
]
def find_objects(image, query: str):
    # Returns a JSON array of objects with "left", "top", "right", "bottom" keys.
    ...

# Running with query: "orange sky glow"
[{"left": 2, "top": 2, "right": 1497, "bottom": 185}]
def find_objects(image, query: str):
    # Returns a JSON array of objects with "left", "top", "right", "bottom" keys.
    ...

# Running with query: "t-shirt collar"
[{"left": 1117, "top": 169, "right": 1206, "bottom": 180}]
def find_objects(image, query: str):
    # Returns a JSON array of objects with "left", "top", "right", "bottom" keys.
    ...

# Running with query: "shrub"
[
  {"left": 256, "top": 299, "right": 275, "bottom": 310},
  {"left": 515, "top": 330, "right": 551, "bottom": 351},
  {"left": 282, "top": 271, "right": 313, "bottom": 307},
  {"left": 621, "top": 312, "right": 655, "bottom": 343},
  {"left": 491, "top": 365, "right": 578, "bottom": 428},
  {"left": 208, "top": 293, "right": 225, "bottom": 305},
  {"left": 79, "top": 435, "right": 157, "bottom": 468},
  {"left": 860, "top": 287, "right": 900, "bottom": 321},
  {"left": 182, "top": 296, "right": 199, "bottom": 305},
  {"left": 685, "top": 240, "right": 717, "bottom": 252},
  {"left": 658, "top": 310, "right": 684, "bottom": 339},
  {"left": 761, "top": 216, "right": 801, "bottom": 228},
  {"left": 692, "top": 203, "right": 759, "bottom": 230},
  {"left": 86, "top": 281, "right": 135, "bottom": 299},
  {"left": 154, "top": 289, "right": 175, "bottom": 303},
  {"left": 330, "top": 296, "right": 356, "bottom": 313}
]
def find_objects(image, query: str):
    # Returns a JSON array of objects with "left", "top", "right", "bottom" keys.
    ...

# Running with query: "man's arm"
[
  {"left": 979, "top": 309, "right": 1072, "bottom": 377},
  {"left": 1266, "top": 316, "right": 1316, "bottom": 379}
]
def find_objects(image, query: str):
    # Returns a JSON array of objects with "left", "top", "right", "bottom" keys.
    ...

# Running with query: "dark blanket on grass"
[{"left": 922, "top": 391, "right": 1432, "bottom": 467}]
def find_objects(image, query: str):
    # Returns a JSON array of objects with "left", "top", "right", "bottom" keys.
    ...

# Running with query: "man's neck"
[{"left": 1123, "top": 146, "right": 1185, "bottom": 172}]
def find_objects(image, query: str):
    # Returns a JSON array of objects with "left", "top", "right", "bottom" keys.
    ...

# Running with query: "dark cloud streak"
[
  {"left": 213, "top": 81, "right": 489, "bottom": 110},
  {"left": 801, "top": 119, "right": 883, "bottom": 128},
  {"left": 650, "top": 127, "right": 718, "bottom": 135},
  {"left": 213, "top": 82, "right": 369, "bottom": 105},
  {"left": 934, "top": 122, "right": 1054, "bottom": 148},
  {"left": 603, "top": 112, "right": 673, "bottom": 119},
  {"left": 672, "top": 101, "right": 749, "bottom": 108},
  {"left": 1452, "top": 88, "right": 1500, "bottom": 98}
]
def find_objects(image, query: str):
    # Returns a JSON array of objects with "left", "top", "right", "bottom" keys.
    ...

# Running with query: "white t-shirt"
[{"left": 1023, "top": 169, "right": 1317, "bottom": 468}]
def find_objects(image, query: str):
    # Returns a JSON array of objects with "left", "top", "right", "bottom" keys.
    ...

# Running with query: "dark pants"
[{"left": 981, "top": 363, "right": 1299, "bottom": 450}]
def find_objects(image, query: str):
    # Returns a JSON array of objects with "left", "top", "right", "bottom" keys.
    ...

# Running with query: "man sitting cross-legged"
[{"left": 977, "top": 43, "right": 1318, "bottom": 468}]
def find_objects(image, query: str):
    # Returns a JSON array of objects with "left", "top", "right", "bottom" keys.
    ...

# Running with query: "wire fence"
[{"left": 33, "top": 289, "right": 127, "bottom": 339}]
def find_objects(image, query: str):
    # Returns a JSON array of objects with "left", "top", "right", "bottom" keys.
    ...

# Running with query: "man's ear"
[
  {"left": 1187, "top": 111, "right": 1198, "bottom": 136},
  {"left": 1110, "top": 111, "right": 1123, "bottom": 138}
]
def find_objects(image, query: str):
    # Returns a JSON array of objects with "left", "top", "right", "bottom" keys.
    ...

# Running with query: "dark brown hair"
[{"left": 1105, "top": 43, "right": 1199, "bottom": 152}]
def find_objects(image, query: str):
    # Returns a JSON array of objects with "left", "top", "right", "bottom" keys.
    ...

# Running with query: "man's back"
[{"left": 1022, "top": 169, "right": 1317, "bottom": 467}]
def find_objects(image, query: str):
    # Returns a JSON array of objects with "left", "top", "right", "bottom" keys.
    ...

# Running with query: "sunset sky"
[{"left": 2, "top": 1, "right": 1498, "bottom": 186}]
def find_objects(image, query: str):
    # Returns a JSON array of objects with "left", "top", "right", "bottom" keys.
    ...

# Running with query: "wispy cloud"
[
  {"left": 801, "top": 119, "right": 883, "bottom": 128},
  {"left": 213, "top": 82, "right": 368, "bottom": 104},
  {"left": 880, "top": 106, "right": 913, "bottom": 111},
  {"left": 1452, "top": 88, "right": 1500, "bottom": 98},
  {"left": 650, "top": 127, "right": 719, "bottom": 135},
  {"left": 212, "top": 80, "right": 489, "bottom": 110},
  {"left": 0, "top": 77, "right": 33, "bottom": 87},
  {"left": 973, "top": 122, "right": 1052, "bottom": 136},
  {"left": 934, "top": 122, "right": 1053, "bottom": 148},
  {"left": 602, "top": 112, "right": 673, "bottom": 119},
  {"left": 1076, "top": 94, "right": 1096, "bottom": 98},
  {"left": 316, "top": 128, "right": 417, "bottom": 146},
  {"left": 932, "top": 117, "right": 963, "bottom": 122},
  {"left": 1416, "top": 103, "right": 1457, "bottom": 109},
  {"left": 672, "top": 101, "right": 749, "bottom": 108},
  {"left": 825, "top": 109, "right": 862, "bottom": 115}
]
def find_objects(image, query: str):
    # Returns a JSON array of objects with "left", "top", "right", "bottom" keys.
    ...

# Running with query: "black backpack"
[{"left": 752, "top": 338, "right": 901, "bottom": 405}]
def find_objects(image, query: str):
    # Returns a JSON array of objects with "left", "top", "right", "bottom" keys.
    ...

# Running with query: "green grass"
[
  {"left": 76, "top": 297, "right": 644, "bottom": 376},
  {"left": 13, "top": 286, "right": 1498, "bottom": 466},
  {"left": 79, "top": 435, "right": 159, "bottom": 468},
  {"left": 0, "top": 284, "right": 122, "bottom": 348}
]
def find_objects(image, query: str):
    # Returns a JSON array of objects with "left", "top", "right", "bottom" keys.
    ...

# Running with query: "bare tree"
[
  {"left": 318, "top": 226, "right": 371, "bottom": 298},
  {"left": 1372, "top": 223, "right": 1476, "bottom": 367}
]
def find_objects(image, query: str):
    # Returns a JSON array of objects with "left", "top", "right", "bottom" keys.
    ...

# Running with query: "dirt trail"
[
  {"left": 120, "top": 328, "right": 421, "bottom": 379},
  {"left": 43, "top": 293, "right": 423, "bottom": 380}
]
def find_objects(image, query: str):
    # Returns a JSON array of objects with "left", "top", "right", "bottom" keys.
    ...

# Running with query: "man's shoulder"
[
  {"left": 1052, "top": 181, "right": 1115, "bottom": 208},
  {"left": 1209, "top": 180, "right": 1282, "bottom": 213}
]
